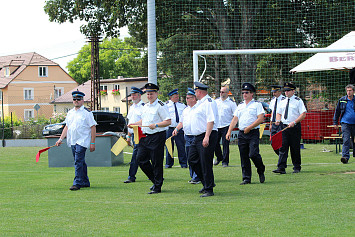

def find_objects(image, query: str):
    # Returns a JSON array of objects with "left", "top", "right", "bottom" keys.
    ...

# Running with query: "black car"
[{"left": 42, "top": 111, "right": 127, "bottom": 136}]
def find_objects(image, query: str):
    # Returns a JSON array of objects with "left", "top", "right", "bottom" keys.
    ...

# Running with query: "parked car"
[{"left": 42, "top": 111, "right": 127, "bottom": 136}]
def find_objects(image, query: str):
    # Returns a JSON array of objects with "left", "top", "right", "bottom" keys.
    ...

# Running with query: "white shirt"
[
  {"left": 215, "top": 97, "right": 237, "bottom": 128},
  {"left": 190, "top": 94, "right": 219, "bottom": 135},
  {"left": 234, "top": 99, "right": 264, "bottom": 130},
  {"left": 269, "top": 95, "right": 286, "bottom": 122},
  {"left": 64, "top": 105, "right": 97, "bottom": 148},
  {"left": 141, "top": 98, "right": 171, "bottom": 134},
  {"left": 277, "top": 95, "right": 307, "bottom": 124},
  {"left": 127, "top": 100, "right": 145, "bottom": 134},
  {"left": 166, "top": 100, "right": 186, "bottom": 127},
  {"left": 181, "top": 105, "right": 197, "bottom": 135}
]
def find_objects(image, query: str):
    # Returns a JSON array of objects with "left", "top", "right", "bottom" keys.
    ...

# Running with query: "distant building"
[{"left": 0, "top": 52, "right": 77, "bottom": 120}]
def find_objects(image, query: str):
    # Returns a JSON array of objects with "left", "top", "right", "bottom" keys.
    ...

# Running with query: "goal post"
[{"left": 193, "top": 48, "right": 355, "bottom": 83}]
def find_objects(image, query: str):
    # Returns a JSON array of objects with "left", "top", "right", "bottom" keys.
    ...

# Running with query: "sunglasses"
[
  {"left": 220, "top": 91, "right": 226, "bottom": 93},
  {"left": 241, "top": 91, "right": 250, "bottom": 95},
  {"left": 73, "top": 98, "right": 82, "bottom": 101}
]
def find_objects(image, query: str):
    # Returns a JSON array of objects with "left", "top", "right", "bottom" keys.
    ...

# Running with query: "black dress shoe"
[
  {"left": 200, "top": 192, "right": 214, "bottom": 197},
  {"left": 240, "top": 180, "right": 251, "bottom": 185},
  {"left": 213, "top": 159, "right": 220, "bottom": 166},
  {"left": 150, "top": 184, "right": 155, "bottom": 191},
  {"left": 199, "top": 188, "right": 206, "bottom": 194},
  {"left": 69, "top": 185, "right": 80, "bottom": 191},
  {"left": 148, "top": 190, "right": 161, "bottom": 194},
  {"left": 222, "top": 163, "right": 229, "bottom": 167},
  {"left": 123, "top": 179, "right": 135, "bottom": 183},
  {"left": 259, "top": 173, "right": 265, "bottom": 183},
  {"left": 292, "top": 169, "right": 301, "bottom": 173},
  {"left": 272, "top": 168, "right": 286, "bottom": 174},
  {"left": 341, "top": 157, "right": 349, "bottom": 164}
]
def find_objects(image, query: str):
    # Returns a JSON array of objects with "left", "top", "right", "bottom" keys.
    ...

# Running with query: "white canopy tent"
[{"left": 290, "top": 31, "right": 355, "bottom": 73}]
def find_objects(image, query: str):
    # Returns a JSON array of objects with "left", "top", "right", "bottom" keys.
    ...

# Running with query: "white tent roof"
[{"left": 290, "top": 31, "right": 355, "bottom": 73}]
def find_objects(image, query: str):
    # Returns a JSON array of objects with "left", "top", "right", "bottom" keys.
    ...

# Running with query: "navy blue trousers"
[
  {"left": 71, "top": 144, "right": 90, "bottom": 187},
  {"left": 165, "top": 127, "right": 187, "bottom": 168},
  {"left": 127, "top": 134, "right": 139, "bottom": 181}
]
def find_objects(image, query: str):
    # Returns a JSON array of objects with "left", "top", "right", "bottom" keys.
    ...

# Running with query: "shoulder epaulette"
[
  {"left": 84, "top": 107, "right": 91, "bottom": 112},
  {"left": 159, "top": 101, "right": 165, "bottom": 106},
  {"left": 281, "top": 97, "right": 287, "bottom": 100},
  {"left": 208, "top": 98, "right": 212, "bottom": 102},
  {"left": 238, "top": 101, "right": 243, "bottom": 105},
  {"left": 228, "top": 98, "right": 235, "bottom": 102},
  {"left": 254, "top": 100, "right": 260, "bottom": 103},
  {"left": 295, "top": 97, "right": 300, "bottom": 101}
]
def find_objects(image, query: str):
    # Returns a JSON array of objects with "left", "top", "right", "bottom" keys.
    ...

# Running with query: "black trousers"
[
  {"left": 238, "top": 129, "right": 265, "bottom": 182},
  {"left": 136, "top": 131, "right": 166, "bottom": 191},
  {"left": 188, "top": 130, "right": 218, "bottom": 193},
  {"left": 214, "top": 126, "right": 230, "bottom": 165},
  {"left": 277, "top": 123, "right": 302, "bottom": 171},
  {"left": 270, "top": 123, "right": 282, "bottom": 155}
]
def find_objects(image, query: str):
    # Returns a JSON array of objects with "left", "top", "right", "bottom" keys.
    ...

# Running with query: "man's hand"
[
  {"left": 55, "top": 139, "right": 62, "bottom": 146},
  {"left": 244, "top": 126, "right": 251, "bottom": 134},
  {"left": 90, "top": 144, "right": 95, "bottom": 152},
  {"left": 149, "top": 124, "right": 156, "bottom": 129},
  {"left": 172, "top": 129, "right": 178, "bottom": 137},
  {"left": 203, "top": 136, "right": 209, "bottom": 147},
  {"left": 226, "top": 132, "right": 231, "bottom": 141}
]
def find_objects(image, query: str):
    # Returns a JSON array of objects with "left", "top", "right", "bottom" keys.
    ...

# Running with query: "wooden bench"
[{"left": 325, "top": 125, "right": 342, "bottom": 154}]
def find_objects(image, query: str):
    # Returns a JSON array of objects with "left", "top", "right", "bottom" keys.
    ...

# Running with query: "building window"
[
  {"left": 38, "top": 66, "right": 48, "bottom": 77},
  {"left": 4, "top": 67, "right": 10, "bottom": 77},
  {"left": 101, "top": 107, "right": 109, "bottom": 112},
  {"left": 54, "top": 87, "right": 64, "bottom": 99},
  {"left": 113, "top": 107, "right": 120, "bottom": 113},
  {"left": 100, "top": 85, "right": 108, "bottom": 91},
  {"left": 24, "top": 109, "right": 34, "bottom": 121},
  {"left": 114, "top": 84, "right": 120, "bottom": 90},
  {"left": 24, "top": 88, "right": 34, "bottom": 100}
]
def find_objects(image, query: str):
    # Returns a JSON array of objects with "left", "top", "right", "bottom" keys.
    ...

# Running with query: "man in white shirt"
[
  {"left": 214, "top": 86, "right": 237, "bottom": 167},
  {"left": 226, "top": 83, "right": 266, "bottom": 185},
  {"left": 172, "top": 88, "right": 200, "bottom": 184},
  {"left": 55, "top": 91, "right": 97, "bottom": 191},
  {"left": 165, "top": 89, "right": 187, "bottom": 168},
  {"left": 128, "top": 83, "right": 171, "bottom": 194},
  {"left": 188, "top": 82, "right": 219, "bottom": 197},
  {"left": 269, "top": 85, "right": 285, "bottom": 155},
  {"left": 123, "top": 87, "right": 145, "bottom": 183},
  {"left": 273, "top": 82, "right": 307, "bottom": 174}
]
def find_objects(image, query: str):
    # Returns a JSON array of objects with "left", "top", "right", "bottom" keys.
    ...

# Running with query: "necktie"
[
  {"left": 174, "top": 102, "right": 179, "bottom": 123},
  {"left": 272, "top": 98, "right": 278, "bottom": 122},
  {"left": 284, "top": 98, "right": 290, "bottom": 120}
]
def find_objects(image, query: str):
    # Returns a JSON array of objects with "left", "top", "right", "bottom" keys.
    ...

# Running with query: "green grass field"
[{"left": 0, "top": 144, "right": 354, "bottom": 236}]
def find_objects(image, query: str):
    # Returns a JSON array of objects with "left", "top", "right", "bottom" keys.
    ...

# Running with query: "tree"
[
  {"left": 44, "top": 0, "right": 143, "bottom": 38},
  {"left": 67, "top": 37, "right": 147, "bottom": 84}
]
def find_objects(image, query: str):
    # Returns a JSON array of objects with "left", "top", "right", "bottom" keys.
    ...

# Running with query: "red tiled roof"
[{"left": 0, "top": 52, "right": 59, "bottom": 89}]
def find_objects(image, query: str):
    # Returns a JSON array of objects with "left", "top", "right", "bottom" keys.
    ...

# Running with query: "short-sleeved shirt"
[
  {"left": 181, "top": 105, "right": 197, "bottom": 136},
  {"left": 127, "top": 100, "right": 145, "bottom": 134},
  {"left": 166, "top": 100, "right": 186, "bottom": 127},
  {"left": 64, "top": 105, "right": 97, "bottom": 148},
  {"left": 277, "top": 95, "right": 307, "bottom": 124},
  {"left": 234, "top": 99, "right": 264, "bottom": 130},
  {"left": 141, "top": 98, "right": 171, "bottom": 134},
  {"left": 215, "top": 97, "right": 237, "bottom": 128},
  {"left": 190, "top": 94, "right": 219, "bottom": 136}
]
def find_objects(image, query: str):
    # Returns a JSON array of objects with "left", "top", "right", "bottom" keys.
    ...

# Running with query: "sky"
[{"left": 0, "top": 0, "right": 129, "bottom": 72}]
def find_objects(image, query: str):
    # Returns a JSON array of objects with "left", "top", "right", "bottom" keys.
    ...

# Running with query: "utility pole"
[{"left": 89, "top": 36, "right": 101, "bottom": 111}]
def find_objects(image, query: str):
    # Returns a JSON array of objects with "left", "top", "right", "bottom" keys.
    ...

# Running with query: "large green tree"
[{"left": 67, "top": 37, "right": 147, "bottom": 84}]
